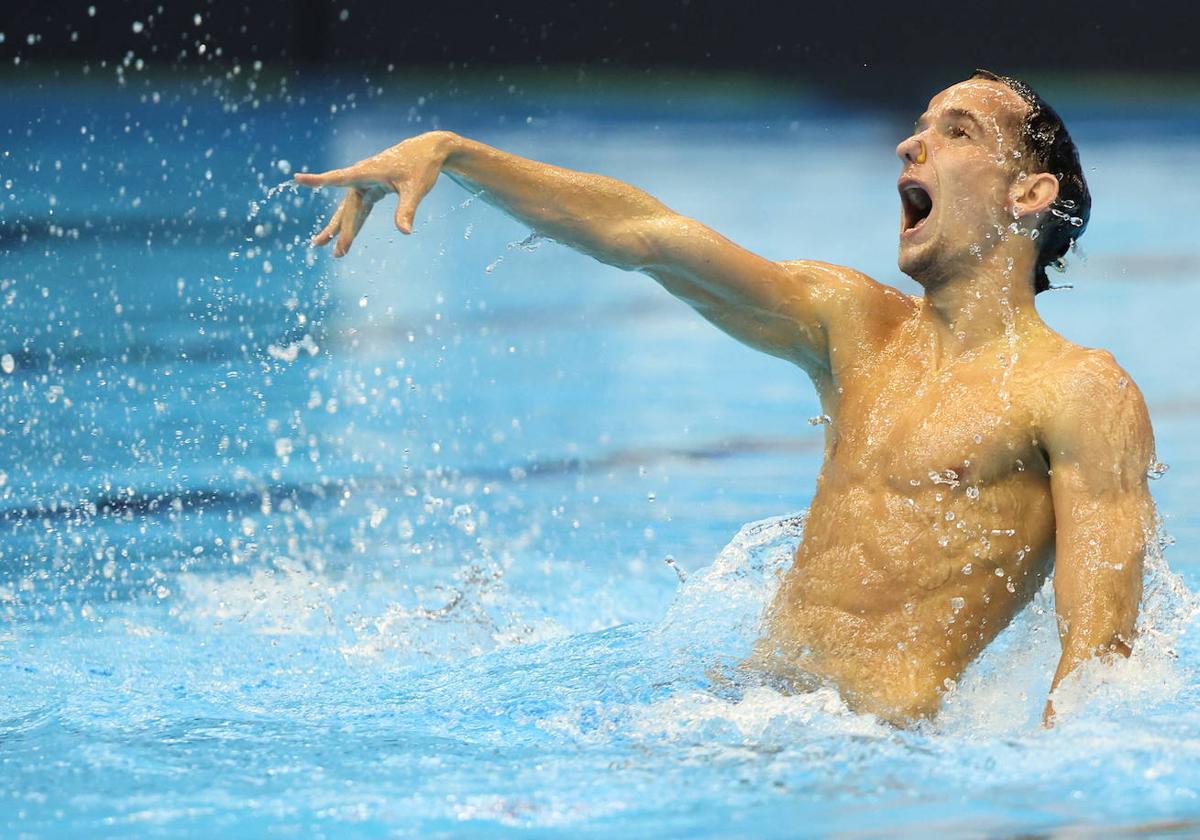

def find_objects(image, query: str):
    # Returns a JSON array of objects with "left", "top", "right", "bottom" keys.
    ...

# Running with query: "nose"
[{"left": 896, "top": 134, "right": 923, "bottom": 165}]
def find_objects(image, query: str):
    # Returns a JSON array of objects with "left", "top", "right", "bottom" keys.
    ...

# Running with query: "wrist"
[{"left": 430, "top": 130, "right": 465, "bottom": 170}]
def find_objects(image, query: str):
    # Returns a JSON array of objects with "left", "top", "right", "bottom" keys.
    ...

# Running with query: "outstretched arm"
[
  {"left": 1041, "top": 350, "right": 1157, "bottom": 725},
  {"left": 296, "top": 131, "right": 892, "bottom": 373}
]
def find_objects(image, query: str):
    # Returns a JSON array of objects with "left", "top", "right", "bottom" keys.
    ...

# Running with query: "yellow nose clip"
[{"left": 916, "top": 140, "right": 927, "bottom": 165}]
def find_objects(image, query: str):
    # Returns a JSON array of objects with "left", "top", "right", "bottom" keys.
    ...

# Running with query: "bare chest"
[{"left": 828, "top": 350, "right": 1048, "bottom": 489}]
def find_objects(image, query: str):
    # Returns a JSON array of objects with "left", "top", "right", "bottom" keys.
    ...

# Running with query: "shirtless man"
[{"left": 297, "top": 70, "right": 1157, "bottom": 726}]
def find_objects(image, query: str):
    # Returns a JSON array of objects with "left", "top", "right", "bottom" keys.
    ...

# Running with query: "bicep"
[
  {"left": 639, "top": 215, "right": 896, "bottom": 370},
  {"left": 1045, "top": 355, "right": 1157, "bottom": 653}
]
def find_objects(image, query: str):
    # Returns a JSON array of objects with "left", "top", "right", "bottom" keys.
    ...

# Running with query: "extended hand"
[{"left": 294, "top": 131, "right": 452, "bottom": 257}]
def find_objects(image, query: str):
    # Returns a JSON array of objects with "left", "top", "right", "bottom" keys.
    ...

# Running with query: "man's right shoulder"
[{"left": 777, "top": 259, "right": 917, "bottom": 327}]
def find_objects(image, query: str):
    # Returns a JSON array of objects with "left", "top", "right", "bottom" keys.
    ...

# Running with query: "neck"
[{"left": 919, "top": 246, "right": 1042, "bottom": 358}]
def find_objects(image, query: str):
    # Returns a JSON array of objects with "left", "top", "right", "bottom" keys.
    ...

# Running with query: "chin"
[
  {"left": 899, "top": 227, "right": 963, "bottom": 290},
  {"left": 898, "top": 241, "right": 939, "bottom": 287}
]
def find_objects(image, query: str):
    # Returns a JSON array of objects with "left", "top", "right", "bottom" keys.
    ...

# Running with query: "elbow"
[{"left": 607, "top": 213, "right": 681, "bottom": 271}]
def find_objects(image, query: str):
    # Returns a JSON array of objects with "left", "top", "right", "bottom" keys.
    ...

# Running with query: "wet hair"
[{"left": 970, "top": 69, "right": 1090, "bottom": 294}]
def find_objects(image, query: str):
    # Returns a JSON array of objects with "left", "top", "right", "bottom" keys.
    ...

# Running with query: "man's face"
[{"left": 895, "top": 79, "right": 1032, "bottom": 286}]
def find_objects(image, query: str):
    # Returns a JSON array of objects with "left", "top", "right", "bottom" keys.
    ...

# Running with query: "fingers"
[
  {"left": 294, "top": 168, "right": 349, "bottom": 188},
  {"left": 393, "top": 169, "right": 438, "bottom": 234},
  {"left": 334, "top": 189, "right": 378, "bottom": 258},
  {"left": 311, "top": 201, "right": 345, "bottom": 247},
  {"left": 294, "top": 164, "right": 373, "bottom": 189}
]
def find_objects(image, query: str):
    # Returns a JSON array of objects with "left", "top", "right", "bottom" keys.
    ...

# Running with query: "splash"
[
  {"left": 642, "top": 511, "right": 1200, "bottom": 739},
  {"left": 247, "top": 179, "right": 300, "bottom": 222},
  {"left": 485, "top": 232, "right": 550, "bottom": 274}
]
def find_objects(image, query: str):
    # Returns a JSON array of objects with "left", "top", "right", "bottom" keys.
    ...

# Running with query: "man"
[{"left": 296, "top": 71, "right": 1157, "bottom": 726}]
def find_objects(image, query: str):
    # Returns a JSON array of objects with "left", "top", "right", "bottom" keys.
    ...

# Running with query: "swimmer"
[{"left": 297, "top": 70, "right": 1156, "bottom": 727}]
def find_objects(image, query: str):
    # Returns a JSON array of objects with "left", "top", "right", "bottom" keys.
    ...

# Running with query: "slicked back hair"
[{"left": 971, "top": 69, "right": 1090, "bottom": 294}]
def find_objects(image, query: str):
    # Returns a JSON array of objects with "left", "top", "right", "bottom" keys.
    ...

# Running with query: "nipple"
[{"left": 916, "top": 140, "right": 927, "bottom": 165}]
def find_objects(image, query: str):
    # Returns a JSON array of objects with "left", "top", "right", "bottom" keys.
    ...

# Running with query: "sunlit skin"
[{"left": 297, "top": 78, "right": 1156, "bottom": 726}]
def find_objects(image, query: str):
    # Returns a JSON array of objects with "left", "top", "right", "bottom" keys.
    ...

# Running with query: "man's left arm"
[{"left": 1042, "top": 350, "right": 1157, "bottom": 725}]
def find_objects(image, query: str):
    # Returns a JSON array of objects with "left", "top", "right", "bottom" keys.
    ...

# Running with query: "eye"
[{"left": 947, "top": 125, "right": 969, "bottom": 139}]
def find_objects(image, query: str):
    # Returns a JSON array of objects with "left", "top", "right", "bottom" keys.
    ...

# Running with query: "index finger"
[{"left": 294, "top": 166, "right": 368, "bottom": 189}]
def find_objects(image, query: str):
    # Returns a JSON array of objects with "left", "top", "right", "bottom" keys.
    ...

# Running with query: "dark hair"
[{"left": 971, "top": 69, "right": 1090, "bottom": 294}]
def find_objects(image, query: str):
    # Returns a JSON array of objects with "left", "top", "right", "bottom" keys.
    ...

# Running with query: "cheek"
[{"left": 953, "top": 164, "right": 1013, "bottom": 216}]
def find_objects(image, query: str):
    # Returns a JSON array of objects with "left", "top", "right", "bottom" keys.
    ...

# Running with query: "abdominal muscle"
[{"left": 757, "top": 469, "right": 1056, "bottom": 722}]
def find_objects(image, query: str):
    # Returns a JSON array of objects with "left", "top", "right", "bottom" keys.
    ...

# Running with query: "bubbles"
[{"left": 0, "top": 353, "right": 14, "bottom": 374}]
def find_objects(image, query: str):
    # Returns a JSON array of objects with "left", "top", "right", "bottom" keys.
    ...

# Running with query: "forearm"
[
  {"left": 1045, "top": 527, "right": 1144, "bottom": 721},
  {"left": 439, "top": 132, "right": 668, "bottom": 269}
]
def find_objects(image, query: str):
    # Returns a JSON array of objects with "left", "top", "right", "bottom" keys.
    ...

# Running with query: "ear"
[{"left": 1010, "top": 171, "right": 1059, "bottom": 219}]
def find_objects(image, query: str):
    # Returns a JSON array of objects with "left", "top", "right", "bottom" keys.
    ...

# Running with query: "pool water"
[{"left": 3, "top": 73, "right": 1200, "bottom": 836}]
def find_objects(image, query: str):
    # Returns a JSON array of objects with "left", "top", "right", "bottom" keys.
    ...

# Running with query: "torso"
[{"left": 759, "top": 296, "right": 1076, "bottom": 721}]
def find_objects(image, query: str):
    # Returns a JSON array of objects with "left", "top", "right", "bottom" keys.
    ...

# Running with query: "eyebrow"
[{"left": 913, "top": 107, "right": 985, "bottom": 133}]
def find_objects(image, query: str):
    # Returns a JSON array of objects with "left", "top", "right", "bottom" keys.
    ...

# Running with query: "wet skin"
[
  {"left": 754, "top": 284, "right": 1153, "bottom": 722},
  {"left": 297, "top": 79, "right": 1156, "bottom": 726}
]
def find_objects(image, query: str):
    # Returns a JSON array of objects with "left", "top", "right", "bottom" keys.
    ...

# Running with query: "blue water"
[{"left": 3, "top": 73, "right": 1200, "bottom": 836}]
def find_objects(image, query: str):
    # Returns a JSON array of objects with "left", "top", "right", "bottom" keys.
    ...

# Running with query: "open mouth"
[{"left": 899, "top": 182, "right": 933, "bottom": 236}]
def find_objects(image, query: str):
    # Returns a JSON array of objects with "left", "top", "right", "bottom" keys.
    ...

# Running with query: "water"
[{"left": 3, "top": 74, "right": 1200, "bottom": 836}]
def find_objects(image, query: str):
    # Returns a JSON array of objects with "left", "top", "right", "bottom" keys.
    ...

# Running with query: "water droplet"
[
  {"left": 1147, "top": 462, "right": 1169, "bottom": 480},
  {"left": 131, "top": 21, "right": 145, "bottom": 33},
  {"left": 358, "top": 295, "right": 369, "bottom": 308},
  {"left": 966, "top": 486, "right": 980, "bottom": 500},
  {"left": 950, "top": 596, "right": 965, "bottom": 611},
  {"left": 0, "top": 353, "right": 13, "bottom": 374},
  {"left": 663, "top": 554, "right": 687, "bottom": 583}
]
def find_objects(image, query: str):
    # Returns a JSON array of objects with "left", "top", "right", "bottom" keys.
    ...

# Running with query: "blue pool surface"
[{"left": 3, "top": 72, "right": 1200, "bottom": 836}]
